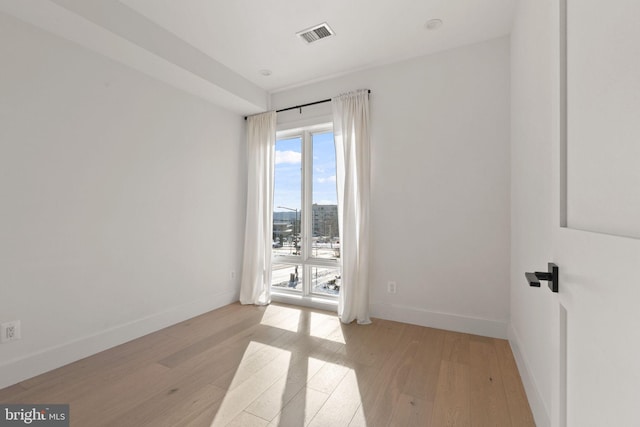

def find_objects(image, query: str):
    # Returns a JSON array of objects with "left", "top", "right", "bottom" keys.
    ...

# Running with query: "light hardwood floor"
[{"left": 0, "top": 303, "right": 535, "bottom": 426}]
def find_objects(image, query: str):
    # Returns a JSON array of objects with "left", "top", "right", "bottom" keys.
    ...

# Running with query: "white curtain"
[
  {"left": 333, "top": 90, "right": 371, "bottom": 324},
  {"left": 239, "top": 111, "right": 276, "bottom": 306}
]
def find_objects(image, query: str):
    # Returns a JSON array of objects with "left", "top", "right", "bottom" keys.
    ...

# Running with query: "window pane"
[
  {"left": 311, "top": 266, "right": 341, "bottom": 296},
  {"left": 311, "top": 132, "right": 340, "bottom": 260},
  {"left": 273, "top": 137, "right": 302, "bottom": 258},
  {"left": 271, "top": 264, "right": 303, "bottom": 292}
]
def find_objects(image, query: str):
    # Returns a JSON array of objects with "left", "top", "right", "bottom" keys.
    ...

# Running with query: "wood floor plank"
[
  {"left": 341, "top": 320, "right": 403, "bottom": 368},
  {"left": 389, "top": 394, "right": 433, "bottom": 427},
  {"left": 227, "top": 411, "right": 269, "bottom": 427},
  {"left": 211, "top": 309, "right": 325, "bottom": 392},
  {"left": 158, "top": 316, "right": 272, "bottom": 369},
  {"left": 402, "top": 327, "right": 445, "bottom": 403},
  {"left": 348, "top": 404, "right": 367, "bottom": 427},
  {"left": 468, "top": 339, "right": 511, "bottom": 426},
  {"left": 267, "top": 387, "right": 330, "bottom": 427},
  {"left": 306, "top": 359, "right": 349, "bottom": 395},
  {"left": 175, "top": 397, "right": 224, "bottom": 427},
  {"left": 0, "top": 303, "right": 535, "bottom": 427},
  {"left": 308, "top": 369, "right": 363, "bottom": 427},
  {"left": 431, "top": 360, "right": 471, "bottom": 427},
  {"left": 442, "top": 331, "right": 471, "bottom": 364},
  {"left": 358, "top": 324, "right": 423, "bottom": 426},
  {"left": 15, "top": 330, "right": 190, "bottom": 399},
  {"left": 70, "top": 363, "right": 171, "bottom": 426},
  {"left": 105, "top": 383, "right": 226, "bottom": 427},
  {"left": 207, "top": 346, "right": 301, "bottom": 426},
  {"left": 494, "top": 339, "right": 536, "bottom": 426},
  {"left": 0, "top": 383, "right": 26, "bottom": 400},
  {"left": 159, "top": 303, "right": 246, "bottom": 341},
  {"left": 245, "top": 356, "right": 325, "bottom": 421}
]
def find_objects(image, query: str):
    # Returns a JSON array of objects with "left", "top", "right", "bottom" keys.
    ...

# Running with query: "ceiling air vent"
[{"left": 297, "top": 22, "right": 335, "bottom": 44}]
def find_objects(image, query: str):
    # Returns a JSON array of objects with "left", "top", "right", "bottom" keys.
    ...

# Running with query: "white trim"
[
  {"left": 271, "top": 292, "right": 338, "bottom": 313},
  {"left": 276, "top": 121, "right": 333, "bottom": 138},
  {"left": 0, "top": 290, "right": 238, "bottom": 390},
  {"left": 276, "top": 114, "right": 333, "bottom": 133},
  {"left": 272, "top": 123, "right": 340, "bottom": 305},
  {"left": 370, "top": 302, "right": 508, "bottom": 339},
  {"left": 508, "top": 323, "right": 551, "bottom": 427}
]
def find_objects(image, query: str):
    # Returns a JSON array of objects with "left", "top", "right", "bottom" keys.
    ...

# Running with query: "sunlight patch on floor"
[
  {"left": 259, "top": 304, "right": 301, "bottom": 333},
  {"left": 242, "top": 357, "right": 325, "bottom": 422},
  {"left": 210, "top": 343, "right": 292, "bottom": 426},
  {"left": 310, "top": 311, "right": 345, "bottom": 344},
  {"left": 208, "top": 305, "right": 362, "bottom": 426},
  {"left": 268, "top": 386, "right": 331, "bottom": 426},
  {"left": 308, "top": 369, "right": 365, "bottom": 426}
]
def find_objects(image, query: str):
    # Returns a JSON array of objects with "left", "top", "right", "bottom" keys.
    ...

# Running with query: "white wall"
[
  {"left": 272, "top": 37, "right": 511, "bottom": 338},
  {"left": 0, "top": 13, "right": 246, "bottom": 388},
  {"left": 509, "top": 0, "right": 556, "bottom": 425}
]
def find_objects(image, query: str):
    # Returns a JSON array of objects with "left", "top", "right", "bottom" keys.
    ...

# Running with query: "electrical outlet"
[
  {"left": 387, "top": 281, "right": 397, "bottom": 294},
  {"left": 230, "top": 270, "right": 236, "bottom": 280},
  {"left": 1, "top": 320, "right": 21, "bottom": 343}
]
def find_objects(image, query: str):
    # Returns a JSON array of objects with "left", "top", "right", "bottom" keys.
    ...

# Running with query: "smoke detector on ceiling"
[{"left": 296, "top": 22, "right": 335, "bottom": 44}]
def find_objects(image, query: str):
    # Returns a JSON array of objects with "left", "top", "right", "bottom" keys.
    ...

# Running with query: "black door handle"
[{"left": 525, "top": 263, "right": 559, "bottom": 293}]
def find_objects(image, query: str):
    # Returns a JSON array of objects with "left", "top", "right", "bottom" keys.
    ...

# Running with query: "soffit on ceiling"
[
  {"left": 119, "top": 0, "right": 515, "bottom": 92},
  {"left": 1, "top": 0, "right": 514, "bottom": 113}
]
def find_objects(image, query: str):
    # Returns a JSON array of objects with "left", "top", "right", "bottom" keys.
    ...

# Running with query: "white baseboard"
[
  {"left": 508, "top": 323, "right": 550, "bottom": 427},
  {"left": 0, "top": 289, "right": 238, "bottom": 390},
  {"left": 370, "top": 302, "right": 508, "bottom": 339},
  {"left": 270, "top": 292, "right": 338, "bottom": 313}
]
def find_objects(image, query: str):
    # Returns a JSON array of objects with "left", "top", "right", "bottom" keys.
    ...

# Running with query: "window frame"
[{"left": 271, "top": 120, "right": 340, "bottom": 309}]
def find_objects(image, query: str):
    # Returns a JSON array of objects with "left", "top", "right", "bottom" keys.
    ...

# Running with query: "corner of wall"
[{"left": 372, "top": 302, "right": 508, "bottom": 339}]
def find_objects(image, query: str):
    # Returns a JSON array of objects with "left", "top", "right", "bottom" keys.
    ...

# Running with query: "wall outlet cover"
[
  {"left": 1, "top": 320, "right": 21, "bottom": 343},
  {"left": 387, "top": 281, "right": 397, "bottom": 294}
]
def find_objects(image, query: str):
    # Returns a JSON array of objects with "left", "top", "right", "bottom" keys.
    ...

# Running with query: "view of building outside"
[
  {"left": 311, "top": 204, "right": 339, "bottom": 259},
  {"left": 272, "top": 205, "right": 339, "bottom": 259}
]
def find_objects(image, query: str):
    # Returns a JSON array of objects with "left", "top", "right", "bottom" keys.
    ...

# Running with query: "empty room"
[{"left": 1, "top": 1, "right": 639, "bottom": 426}]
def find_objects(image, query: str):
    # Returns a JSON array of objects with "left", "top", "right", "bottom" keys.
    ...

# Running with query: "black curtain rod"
[{"left": 244, "top": 89, "right": 371, "bottom": 120}]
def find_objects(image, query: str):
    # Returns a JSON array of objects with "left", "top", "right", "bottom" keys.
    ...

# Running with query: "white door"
[{"left": 549, "top": 1, "right": 640, "bottom": 425}]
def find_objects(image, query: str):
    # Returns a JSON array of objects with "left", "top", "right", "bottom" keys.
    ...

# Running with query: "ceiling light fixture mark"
[{"left": 425, "top": 19, "right": 443, "bottom": 30}]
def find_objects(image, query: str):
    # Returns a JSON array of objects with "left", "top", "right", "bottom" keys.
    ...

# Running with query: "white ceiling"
[
  {"left": 1, "top": 0, "right": 514, "bottom": 113},
  {"left": 121, "top": 0, "right": 515, "bottom": 92}
]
